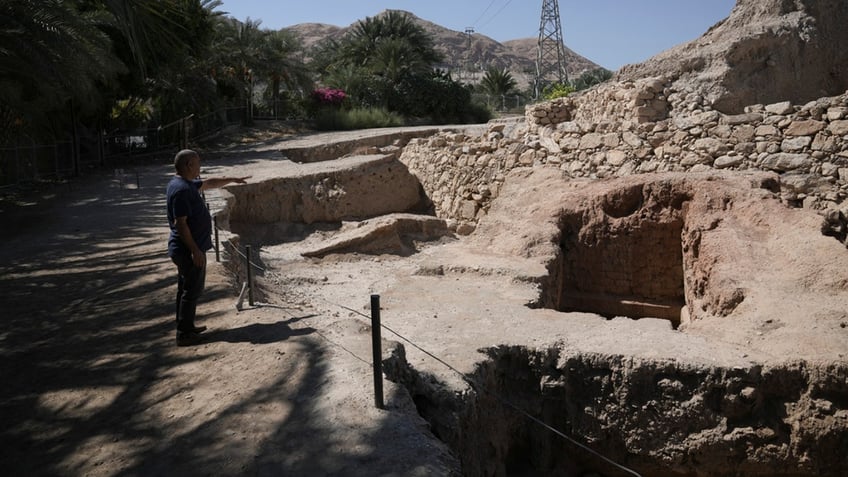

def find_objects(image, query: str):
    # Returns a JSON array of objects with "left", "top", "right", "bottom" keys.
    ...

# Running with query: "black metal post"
[
  {"left": 246, "top": 245, "right": 254, "bottom": 306},
  {"left": 370, "top": 294, "right": 384, "bottom": 409},
  {"left": 213, "top": 216, "right": 220, "bottom": 262}
]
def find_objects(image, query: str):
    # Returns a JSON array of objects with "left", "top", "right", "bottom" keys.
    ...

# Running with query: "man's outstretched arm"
[{"left": 200, "top": 176, "right": 250, "bottom": 191}]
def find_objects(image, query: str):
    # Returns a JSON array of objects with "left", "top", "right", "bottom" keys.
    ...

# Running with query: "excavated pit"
[
  {"left": 382, "top": 171, "right": 848, "bottom": 477},
  {"left": 543, "top": 181, "right": 696, "bottom": 328},
  {"left": 553, "top": 192, "right": 687, "bottom": 326}
]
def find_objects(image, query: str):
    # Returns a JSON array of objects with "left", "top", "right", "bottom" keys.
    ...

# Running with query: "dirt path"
[{"left": 0, "top": 151, "right": 458, "bottom": 476}]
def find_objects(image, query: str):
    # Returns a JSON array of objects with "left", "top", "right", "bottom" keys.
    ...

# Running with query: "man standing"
[{"left": 166, "top": 149, "right": 249, "bottom": 346}]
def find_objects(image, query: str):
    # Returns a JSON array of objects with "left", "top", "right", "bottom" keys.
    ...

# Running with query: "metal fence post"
[
  {"left": 213, "top": 216, "right": 220, "bottom": 263},
  {"left": 246, "top": 245, "right": 254, "bottom": 306},
  {"left": 371, "top": 294, "right": 384, "bottom": 409}
]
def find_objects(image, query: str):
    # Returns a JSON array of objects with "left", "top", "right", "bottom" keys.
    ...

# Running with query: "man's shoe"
[
  {"left": 191, "top": 325, "right": 207, "bottom": 334},
  {"left": 176, "top": 331, "right": 204, "bottom": 347}
]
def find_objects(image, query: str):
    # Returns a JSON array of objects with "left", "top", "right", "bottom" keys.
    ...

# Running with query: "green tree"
[
  {"left": 340, "top": 11, "right": 440, "bottom": 74},
  {"left": 129, "top": 0, "right": 223, "bottom": 126},
  {"left": 571, "top": 67, "right": 613, "bottom": 91},
  {"left": 257, "top": 29, "right": 311, "bottom": 118},
  {"left": 0, "top": 0, "right": 226, "bottom": 143},
  {"left": 317, "top": 11, "right": 443, "bottom": 112},
  {"left": 210, "top": 18, "right": 311, "bottom": 121},
  {"left": 312, "top": 11, "right": 491, "bottom": 124},
  {"left": 0, "top": 0, "right": 125, "bottom": 142},
  {"left": 209, "top": 17, "right": 266, "bottom": 121},
  {"left": 479, "top": 67, "right": 518, "bottom": 97}
]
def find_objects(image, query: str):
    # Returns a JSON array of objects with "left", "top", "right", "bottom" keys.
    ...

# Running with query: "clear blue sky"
[{"left": 216, "top": 0, "right": 736, "bottom": 71}]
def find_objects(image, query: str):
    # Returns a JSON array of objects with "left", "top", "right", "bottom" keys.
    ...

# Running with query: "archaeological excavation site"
[{"left": 206, "top": 1, "right": 848, "bottom": 475}]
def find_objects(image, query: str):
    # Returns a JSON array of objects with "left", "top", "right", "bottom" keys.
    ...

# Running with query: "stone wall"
[{"left": 399, "top": 78, "right": 848, "bottom": 238}]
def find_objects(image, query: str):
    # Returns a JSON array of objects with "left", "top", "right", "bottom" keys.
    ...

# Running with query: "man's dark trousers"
[{"left": 172, "top": 253, "right": 206, "bottom": 332}]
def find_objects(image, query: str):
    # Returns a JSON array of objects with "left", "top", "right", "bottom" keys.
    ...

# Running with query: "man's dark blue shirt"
[{"left": 166, "top": 176, "right": 212, "bottom": 257}]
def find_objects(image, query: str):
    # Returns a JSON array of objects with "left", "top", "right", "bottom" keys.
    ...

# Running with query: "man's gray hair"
[{"left": 174, "top": 149, "right": 198, "bottom": 172}]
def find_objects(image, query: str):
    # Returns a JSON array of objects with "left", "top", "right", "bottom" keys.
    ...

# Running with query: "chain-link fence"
[
  {"left": 0, "top": 142, "right": 75, "bottom": 187},
  {"left": 0, "top": 107, "right": 247, "bottom": 187},
  {"left": 473, "top": 94, "right": 528, "bottom": 113}
]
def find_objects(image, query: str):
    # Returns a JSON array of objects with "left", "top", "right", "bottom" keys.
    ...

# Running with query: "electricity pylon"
[{"left": 535, "top": 0, "right": 568, "bottom": 98}]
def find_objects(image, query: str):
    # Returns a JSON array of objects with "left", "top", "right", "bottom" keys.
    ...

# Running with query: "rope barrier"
[
  {"left": 219, "top": 238, "right": 266, "bottom": 272},
  {"left": 318, "top": 297, "right": 643, "bottom": 477},
  {"left": 249, "top": 300, "right": 373, "bottom": 368}
]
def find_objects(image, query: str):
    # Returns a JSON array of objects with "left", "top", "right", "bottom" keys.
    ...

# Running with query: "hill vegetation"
[{"left": 1, "top": 2, "right": 604, "bottom": 152}]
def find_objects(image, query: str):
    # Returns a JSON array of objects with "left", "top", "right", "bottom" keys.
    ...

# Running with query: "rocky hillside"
[
  {"left": 616, "top": 0, "right": 848, "bottom": 114},
  {"left": 285, "top": 9, "right": 601, "bottom": 88}
]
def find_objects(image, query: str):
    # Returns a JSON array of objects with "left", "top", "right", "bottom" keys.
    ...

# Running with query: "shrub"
[
  {"left": 312, "top": 107, "right": 405, "bottom": 131},
  {"left": 542, "top": 82, "right": 576, "bottom": 100}
]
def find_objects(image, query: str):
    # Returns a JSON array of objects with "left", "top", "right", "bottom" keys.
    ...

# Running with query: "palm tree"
[
  {"left": 209, "top": 17, "right": 267, "bottom": 121},
  {"left": 98, "top": 0, "right": 221, "bottom": 77},
  {"left": 0, "top": 0, "right": 125, "bottom": 143},
  {"left": 341, "top": 10, "right": 441, "bottom": 75},
  {"left": 319, "top": 11, "right": 442, "bottom": 113},
  {"left": 258, "top": 29, "right": 311, "bottom": 118},
  {"left": 480, "top": 67, "right": 518, "bottom": 96}
]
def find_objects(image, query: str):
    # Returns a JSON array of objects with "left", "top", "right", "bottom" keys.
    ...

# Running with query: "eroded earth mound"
[{"left": 616, "top": 0, "right": 848, "bottom": 113}]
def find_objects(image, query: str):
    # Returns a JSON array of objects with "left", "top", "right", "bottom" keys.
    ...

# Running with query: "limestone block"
[
  {"left": 579, "top": 133, "right": 604, "bottom": 149},
  {"left": 714, "top": 155, "right": 744, "bottom": 169},
  {"left": 607, "top": 150, "right": 629, "bottom": 166},
  {"left": 765, "top": 101, "right": 794, "bottom": 115},
  {"left": 780, "top": 173, "right": 834, "bottom": 194},
  {"left": 732, "top": 125, "right": 756, "bottom": 142},
  {"left": 559, "top": 136, "right": 581, "bottom": 151},
  {"left": 754, "top": 124, "right": 780, "bottom": 137},
  {"left": 557, "top": 121, "right": 582, "bottom": 134},
  {"left": 518, "top": 149, "right": 536, "bottom": 165},
  {"left": 821, "top": 162, "right": 839, "bottom": 177},
  {"left": 761, "top": 153, "right": 813, "bottom": 172},
  {"left": 681, "top": 152, "right": 710, "bottom": 166},
  {"left": 784, "top": 119, "right": 826, "bottom": 136},
  {"left": 540, "top": 137, "right": 561, "bottom": 154},
  {"left": 622, "top": 131, "right": 643, "bottom": 148},
  {"left": 428, "top": 137, "right": 447, "bottom": 148},
  {"left": 812, "top": 133, "right": 840, "bottom": 153},
  {"left": 694, "top": 138, "right": 729, "bottom": 157},
  {"left": 637, "top": 160, "right": 660, "bottom": 173},
  {"left": 827, "top": 107, "right": 848, "bottom": 121},
  {"left": 734, "top": 142, "right": 756, "bottom": 155},
  {"left": 602, "top": 134, "right": 621, "bottom": 148},
  {"left": 226, "top": 155, "right": 423, "bottom": 225},
  {"left": 672, "top": 115, "right": 696, "bottom": 130},
  {"left": 721, "top": 113, "right": 763, "bottom": 125},
  {"left": 827, "top": 120, "right": 848, "bottom": 136},
  {"left": 781, "top": 136, "right": 812, "bottom": 152}
]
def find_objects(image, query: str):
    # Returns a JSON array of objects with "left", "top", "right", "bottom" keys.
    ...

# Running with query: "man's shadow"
[{"left": 204, "top": 314, "right": 317, "bottom": 344}]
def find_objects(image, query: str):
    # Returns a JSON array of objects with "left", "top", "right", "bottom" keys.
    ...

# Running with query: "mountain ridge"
[{"left": 284, "top": 9, "right": 602, "bottom": 89}]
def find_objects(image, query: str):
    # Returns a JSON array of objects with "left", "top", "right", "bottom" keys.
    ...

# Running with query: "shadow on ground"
[{"left": 0, "top": 152, "right": 456, "bottom": 476}]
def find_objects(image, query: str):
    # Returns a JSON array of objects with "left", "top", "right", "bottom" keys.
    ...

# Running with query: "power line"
[
  {"left": 476, "top": 0, "right": 515, "bottom": 30},
  {"left": 471, "top": 0, "right": 499, "bottom": 27}
]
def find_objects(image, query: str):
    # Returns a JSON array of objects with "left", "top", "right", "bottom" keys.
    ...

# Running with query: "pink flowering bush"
[{"left": 310, "top": 87, "right": 347, "bottom": 108}]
